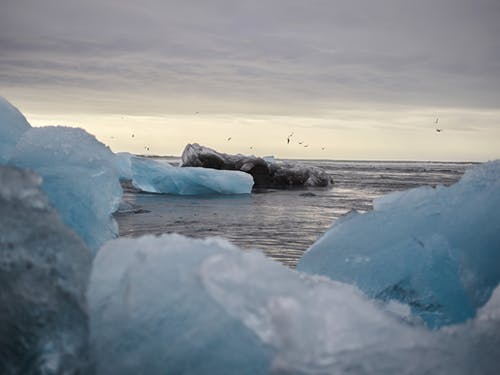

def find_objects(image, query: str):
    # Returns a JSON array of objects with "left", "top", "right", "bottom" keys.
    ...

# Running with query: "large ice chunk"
[
  {"left": 181, "top": 143, "right": 333, "bottom": 188},
  {"left": 88, "top": 234, "right": 500, "bottom": 374},
  {"left": 89, "top": 235, "right": 270, "bottom": 375},
  {"left": 0, "top": 96, "right": 31, "bottom": 163},
  {"left": 0, "top": 166, "right": 92, "bottom": 374},
  {"left": 9, "top": 126, "right": 122, "bottom": 253},
  {"left": 298, "top": 161, "right": 500, "bottom": 328},
  {"left": 120, "top": 153, "right": 253, "bottom": 195}
]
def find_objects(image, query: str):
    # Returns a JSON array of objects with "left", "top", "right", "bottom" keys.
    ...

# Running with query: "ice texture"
[
  {"left": 9, "top": 126, "right": 122, "bottom": 253},
  {"left": 0, "top": 166, "right": 92, "bottom": 374},
  {"left": 120, "top": 153, "right": 254, "bottom": 195},
  {"left": 298, "top": 160, "right": 500, "bottom": 328},
  {"left": 181, "top": 143, "right": 333, "bottom": 188},
  {"left": 88, "top": 234, "right": 500, "bottom": 374},
  {"left": 0, "top": 96, "right": 31, "bottom": 163}
]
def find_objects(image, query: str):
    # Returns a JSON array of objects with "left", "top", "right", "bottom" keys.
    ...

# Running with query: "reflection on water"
[{"left": 116, "top": 160, "right": 473, "bottom": 267}]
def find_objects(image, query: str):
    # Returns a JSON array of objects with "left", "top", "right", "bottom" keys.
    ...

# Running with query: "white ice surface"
[
  {"left": 0, "top": 96, "right": 31, "bottom": 163},
  {"left": 298, "top": 161, "right": 500, "bottom": 328},
  {"left": 120, "top": 154, "right": 253, "bottom": 195},
  {"left": 89, "top": 234, "right": 500, "bottom": 375},
  {"left": 9, "top": 126, "right": 122, "bottom": 254}
]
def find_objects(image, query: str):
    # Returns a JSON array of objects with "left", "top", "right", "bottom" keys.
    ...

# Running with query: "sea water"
[{"left": 116, "top": 159, "right": 472, "bottom": 267}]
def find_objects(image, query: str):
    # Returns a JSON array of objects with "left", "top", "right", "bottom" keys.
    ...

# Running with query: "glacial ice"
[
  {"left": 298, "top": 160, "right": 500, "bottom": 328},
  {"left": 9, "top": 126, "right": 122, "bottom": 253},
  {"left": 181, "top": 143, "right": 333, "bottom": 188},
  {"left": 89, "top": 234, "right": 500, "bottom": 375},
  {"left": 0, "top": 96, "right": 31, "bottom": 163},
  {"left": 118, "top": 153, "right": 254, "bottom": 195},
  {"left": 0, "top": 166, "right": 91, "bottom": 374}
]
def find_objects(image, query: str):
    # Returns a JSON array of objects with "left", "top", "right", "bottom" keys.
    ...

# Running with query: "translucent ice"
[
  {"left": 298, "top": 161, "right": 500, "bottom": 328},
  {"left": 9, "top": 126, "right": 122, "bottom": 253},
  {"left": 121, "top": 153, "right": 253, "bottom": 195},
  {"left": 88, "top": 234, "right": 500, "bottom": 374},
  {"left": 0, "top": 166, "right": 91, "bottom": 374},
  {"left": 0, "top": 96, "right": 31, "bottom": 163}
]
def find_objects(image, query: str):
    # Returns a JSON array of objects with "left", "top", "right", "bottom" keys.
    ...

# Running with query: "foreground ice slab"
[
  {"left": 298, "top": 161, "right": 500, "bottom": 328},
  {"left": 181, "top": 143, "right": 333, "bottom": 188},
  {"left": 0, "top": 166, "right": 91, "bottom": 374},
  {"left": 0, "top": 96, "right": 31, "bottom": 163},
  {"left": 118, "top": 153, "right": 254, "bottom": 195},
  {"left": 88, "top": 234, "right": 500, "bottom": 375},
  {"left": 10, "top": 126, "right": 122, "bottom": 253}
]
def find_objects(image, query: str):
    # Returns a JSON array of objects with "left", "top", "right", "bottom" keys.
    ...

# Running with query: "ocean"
[{"left": 116, "top": 159, "right": 474, "bottom": 267}]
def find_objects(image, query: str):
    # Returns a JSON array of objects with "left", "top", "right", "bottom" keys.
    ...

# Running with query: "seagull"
[
  {"left": 435, "top": 118, "right": 442, "bottom": 132},
  {"left": 227, "top": 137, "right": 232, "bottom": 141},
  {"left": 298, "top": 141, "right": 303, "bottom": 145},
  {"left": 287, "top": 132, "right": 294, "bottom": 144},
  {"left": 304, "top": 144, "right": 309, "bottom": 148}
]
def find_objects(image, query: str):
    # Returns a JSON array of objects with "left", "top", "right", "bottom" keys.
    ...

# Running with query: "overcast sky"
[{"left": 1, "top": 0, "right": 499, "bottom": 160}]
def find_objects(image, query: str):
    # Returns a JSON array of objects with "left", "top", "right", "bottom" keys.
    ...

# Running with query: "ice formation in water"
[
  {"left": 118, "top": 153, "right": 254, "bottom": 195},
  {"left": 0, "top": 166, "right": 92, "bottom": 374},
  {"left": 298, "top": 161, "right": 500, "bottom": 328},
  {"left": 89, "top": 234, "right": 500, "bottom": 375},
  {"left": 9, "top": 126, "right": 122, "bottom": 253},
  {"left": 181, "top": 143, "right": 333, "bottom": 188},
  {"left": 0, "top": 96, "right": 31, "bottom": 163}
]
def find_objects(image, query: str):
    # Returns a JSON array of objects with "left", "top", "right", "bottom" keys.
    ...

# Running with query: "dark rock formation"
[{"left": 181, "top": 143, "right": 333, "bottom": 188}]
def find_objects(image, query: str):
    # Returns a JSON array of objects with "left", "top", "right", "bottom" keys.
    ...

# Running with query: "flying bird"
[
  {"left": 287, "top": 131, "right": 294, "bottom": 144},
  {"left": 435, "top": 118, "right": 442, "bottom": 132},
  {"left": 227, "top": 137, "right": 232, "bottom": 141}
]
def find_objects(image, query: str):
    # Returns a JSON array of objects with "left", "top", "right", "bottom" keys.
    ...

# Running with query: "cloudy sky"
[{"left": 1, "top": 0, "right": 499, "bottom": 160}]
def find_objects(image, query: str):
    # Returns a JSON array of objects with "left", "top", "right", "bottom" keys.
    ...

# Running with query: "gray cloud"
[{"left": 1, "top": 0, "right": 500, "bottom": 114}]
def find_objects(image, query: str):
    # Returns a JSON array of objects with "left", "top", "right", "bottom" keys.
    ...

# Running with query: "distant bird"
[
  {"left": 287, "top": 132, "right": 294, "bottom": 144},
  {"left": 131, "top": 134, "right": 135, "bottom": 138},
  {"left": 227, "top": 137, "right": 232, "bottom": 141},
  {"left": 321, "top": 147, "right": 325, "bottom": 150},
  {"left": 304, "top": 145, "right": 309, "bottom": 148},
  {"left": 298, "top": 141, "right": 303, "bottom": 145},
  {"left": 435, "top": 118, "right": 442, "bottom": 132},
  {"left": 249, "top": 146, "right": 253, "bottom": 150}
]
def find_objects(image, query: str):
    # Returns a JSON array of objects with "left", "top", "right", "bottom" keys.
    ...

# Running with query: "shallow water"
[{"left": 116, "top": 159, "right": 473, "bottom": 267}]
